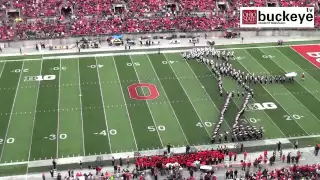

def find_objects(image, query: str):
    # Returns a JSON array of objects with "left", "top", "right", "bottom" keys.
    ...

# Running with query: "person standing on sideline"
[
  {"left": 132, "top": 168, "right": 138, "bottom": 179},
  {"left": 52, "top": 159, "right": 57, "bottom": 169},
  {"left": 277, "top": 141, "right": 281, "bottom": 151},
  {"left": 314, "top": 145, "right": 319, "bottom": 156},
  {"left": 126, "top": 156, "right": 130, "bottom": 168},
  {"left": 167, "top": 143, "right": 172, "bottom": 154},
  {"left": 186, "top": 145, "right": 190, "bottom": 154},
  {"left": 79, "top": 161, "right": 82, "bottom": 169},
  {"left": 49, "top": 169, "right": 53, "bottom": 177},
  {"left": 42, "top": 172, "right": 46, "bottom": 180},
  {"left": 111, "top": 157, "right": 115, "bottom": 166},
  {"left": 119, "top": 157, "right": 123, "bottom": 167},
  {"left": 294, "top": 140, "right": 299, "bottom": 149},
  {"left": 243, "top": 151, "right": 248, "bottom": 160}
]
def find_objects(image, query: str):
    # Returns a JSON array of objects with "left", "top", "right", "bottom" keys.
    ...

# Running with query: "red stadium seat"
[{"left": 0, "top": 0, "right": 319, "bottom": 40}]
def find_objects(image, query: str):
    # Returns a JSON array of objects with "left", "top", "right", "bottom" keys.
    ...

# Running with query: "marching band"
[{"left": 182, "top": 47, "right": 295, "bottom": 144}]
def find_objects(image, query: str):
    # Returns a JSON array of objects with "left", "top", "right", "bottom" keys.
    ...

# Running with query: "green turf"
[
  {"left": 59, "top": 59, "right": 84, "bottom": 157},
  {"left": 79, "top": 57, "right": 111, "bottom": 155},
  {"left": 0, "top": 40, "right": 319, "bottom": 176}
]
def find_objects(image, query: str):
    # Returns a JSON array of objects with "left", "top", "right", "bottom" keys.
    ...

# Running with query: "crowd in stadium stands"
[
  {"left": 0, "top": 0, "right": 320, "bottom": 40},
  {"left": 50, "top": 146, "right": 319, "bottom": 180},
  {"left": 223, "top": 164, "right": 320, "bottom": 179},
  {"left": 135, "top": 148, "right": 234, "bottom": 170},
  {"left": 235, "top": 151, "right": 319, "bottom": 179}
]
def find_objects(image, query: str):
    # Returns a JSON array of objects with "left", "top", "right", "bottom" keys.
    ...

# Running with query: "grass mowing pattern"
[
  {"left": 1, "top": 61, "right": 42, "bottom": 162},
  {"left": 114, "top": 55, "right": 162, "bottom": 150},
  {"left": 30, "top": 60, "right": 60, "bottom": 160},
  {"left": 0, "top": 62, "right": 23, "bottom": 161},
  {"left": 149, "top": 54, "right": 210, "bottom": 144},
  {"left": 131, "top": 54, "right": 188, "bottom": 146},
  {"left": 0, "top": 41, "right": 320, "bottom": 176},
  {"left": 232, "top": 50, "right": 308, "bottom": 137},
  {"left": 79, "top": 57, "right": 111, "bottom": 155},
  {"left": 245, "top": 49, "right": 320, "bottom": 134}
]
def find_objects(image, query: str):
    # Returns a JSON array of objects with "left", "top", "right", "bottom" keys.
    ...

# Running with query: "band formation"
[{"left": 182, "top": 47, "right": 297, "bottom": 144}]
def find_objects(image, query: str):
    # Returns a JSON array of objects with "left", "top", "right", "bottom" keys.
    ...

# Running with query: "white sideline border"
[
  {"left": 0, "top": 134, "right": 319, "bottom": 168},
  {"left": 0, "top": 38, "right": 317, "bottom": 58},
  {"left": 43, "top": 43, "right": 320, "bottom": 60},
  {"left": 0, "top": 42, "right": 319, "bottom": 62}
]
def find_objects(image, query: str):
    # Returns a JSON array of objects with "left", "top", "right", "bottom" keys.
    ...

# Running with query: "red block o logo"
[{"left": 128, "top": 83, "right": 159, "bottom": 100}]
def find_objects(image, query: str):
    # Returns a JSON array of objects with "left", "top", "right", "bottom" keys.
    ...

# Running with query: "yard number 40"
[{"left": 99, "top": 130, "right": 117, "bottom": 136}]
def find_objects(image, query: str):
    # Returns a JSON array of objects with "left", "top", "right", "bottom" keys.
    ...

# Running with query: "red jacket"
[
  {"left": 244, "top": 151, "right": 248, "bottom": 157},
  {"left": 229, "top": 152, "right": 233, "bottom": 157}
]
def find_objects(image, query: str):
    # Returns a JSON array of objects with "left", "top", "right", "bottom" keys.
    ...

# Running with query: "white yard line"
[
  {"left": 0, "top": 74, "right": 215, "bottom": 89},
  {"left": 0, "top": 59, "right": 41, "bottom": 62},
  {"left": 38, "top": 43, "right": 320, "bottom": 60},
  {"left": 145, "top": 54, "right": 189, "bottom": 145},
  {"left": 56, "top": 59, "right": 61, "bottom": 158},
  {"left": 0, "top": 134, "right": 318, "bottom": 168},
  {"left": 179, "top": 54, "right": 234, "bottom": 132},
  {"left": 0, "top": 61, "right": 25, "bottom": 162},
  {"left": 76, "top": 58, "right": 86, "bottom": 156},
  {"left": 0, "top": 43, "right": 318, "bottom": 62},
  {"left": 128, "top": 55, "right": 164, "bottom": 148},
  {"left": 25, "top": 60, "right": 43, "bottom": 177},
  {"left": 273, "top": 47, "right": 320, "bottom": 102},
  {"left": 0, "top": 89, "right": 318, "bottom": 117},
  {"left": 262, "top": 48, "right": 320, "bottom": 125},
  {"left": 199, "top": 54, "right": 287, "bottom": 138},
  {"left": 0, "top": 73, "right": 319, "bottom": 90},
  {"left": 111, "top": 57, "right": 138, "bottom": 151},
  {"left": 207, "top": 60, "right": 286, "bottom": 137},
  {"left": 0, "top": 63, "right": 6, "bottom": 158},
  {"left": 201, "top": 55, "right": 265, "bottom": 133},
  {"left": 162, "top": 53, "right": 212, "bottom": 138},
  {"left": 6, "top": 134, "right": 320, "bottom": 168},
  {"left": 242, "top": 49, "right": 309, "bottom": 135},
  {"left": 0, "top": 62, "right": 6, "bottom": 82},
  {"left": 94, "top": 57, "right": 113, "bottom": 153}
]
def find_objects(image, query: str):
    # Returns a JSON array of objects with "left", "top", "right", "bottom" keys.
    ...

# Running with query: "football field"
[{"left": 0, "top": 41, "right": 320, "bottom": 174}]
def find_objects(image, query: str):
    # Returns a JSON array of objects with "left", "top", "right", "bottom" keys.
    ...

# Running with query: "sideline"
[
  {"left": 0, "top": 134, "right": 319, "bottom": 168},
  {"left": 0, "top": 41, "right": 319, "bottom": 62},
  {"left": 42, "top": 43, "right": 319, "bottom": 60},
  {"left": 6, "top": 137, "right": 291, "bottom": 168},
  {"left": 0, "top": 146, "right": 316, "bottom": 180}
]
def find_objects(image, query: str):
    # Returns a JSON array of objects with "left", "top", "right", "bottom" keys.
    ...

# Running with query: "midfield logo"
[{"left": 240, "top": 7, "right": 315, "bottom": 28}]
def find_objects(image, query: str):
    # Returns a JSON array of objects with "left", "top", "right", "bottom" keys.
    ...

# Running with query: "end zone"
[{"left": 290, "top": 44, "right": 320, "bottom": 69}]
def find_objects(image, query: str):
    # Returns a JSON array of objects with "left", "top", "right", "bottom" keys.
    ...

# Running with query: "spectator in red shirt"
[
  {"left": 243, "top": 151, "right": 248, "bottom": 160},
  {"left": 229, "top": 152, "right": 233, "bottom": 161},
  {"left": 242, "top": 161, "right": 246, "bottom": 171},
  {"left": 247, "top": 161, "right": 252, "bottom": 169}
]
